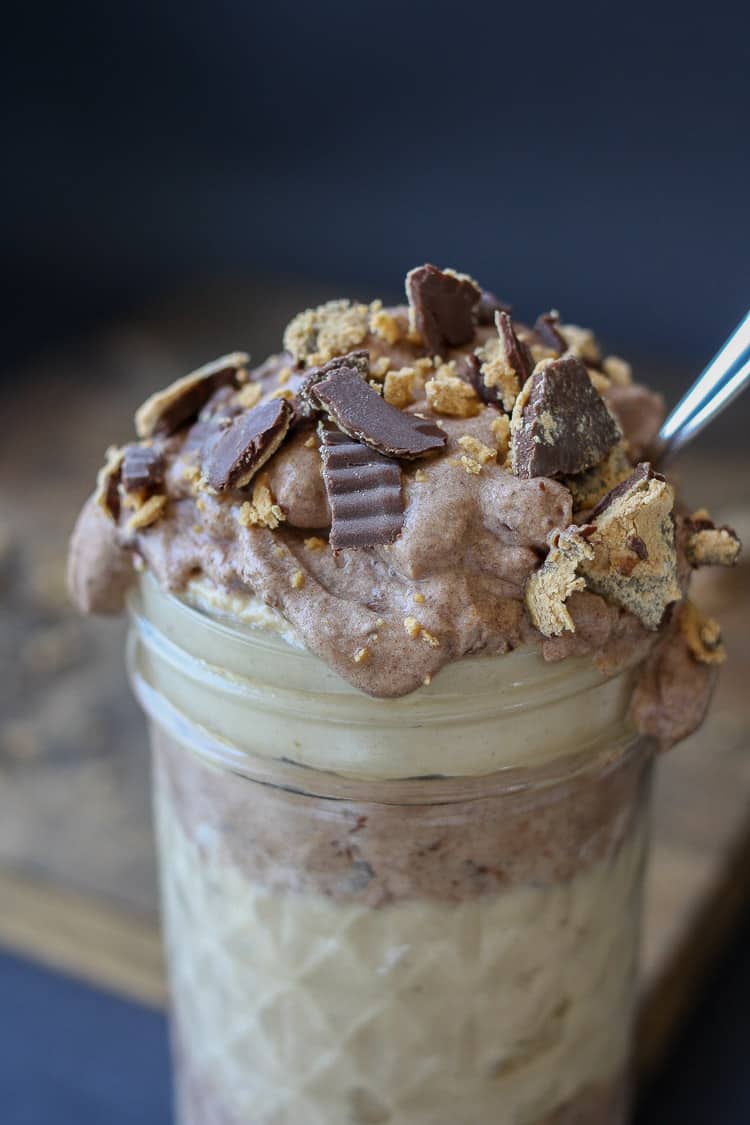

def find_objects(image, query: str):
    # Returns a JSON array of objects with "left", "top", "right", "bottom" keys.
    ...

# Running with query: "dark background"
[{"left": 3, "top": 0, "right": 749, "bottom": 386}]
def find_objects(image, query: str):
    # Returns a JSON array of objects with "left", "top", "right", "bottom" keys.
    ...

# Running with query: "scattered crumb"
[
  {"left": 490, "top": 414, "right": 511, "bottom": 463},
  {"left": 679, "top": 601, "right": 726, "bottom": 665},
  {"left": 269, "top": 388, "right": 295, "bottom": 401},
  {"left": 368, "top": 380, "right": 384, "bottom": 394},
  {"left": 195, "top": 496, "right": 206, "bottom": 512},
  {"left": 403, "top": 615, "right": 439, "bottom": 646},
  {"left": 460, "top": 456, "right": 483, "bottom": 475},
  {"left": 686, "top": 525, "right": 741, "bottom": 568},
  {"left": 458, "top": 434, "right": 496, "bottom": 464},
  {"left": 369, "top": 302, "right": 405, "bottom": 345},
  {"left": 413, "top": 357, "right": 434, "bottom": 376},
  {"left": 236, "top": 382, "right": 263, "bottom": 410},
  {"left": 414, "top": 468, "right": 428, "bottom": 483},
  {"left": 422, "top": 673, "right": 432, "bottom": 685},
  {"left": 283, "top": 300, "right": 370, "bottom": 364},
  {"left": 375, "top": 617, "right": 386, "bottom": 628},
  {"left": 475, "top": 335, "right": 521, "bottom": 412},
  {"left": 291, "top": 570, "right": 305, "bottom": 589},
  {"left": 277, "top": 367, "right": 291, "bottom": 385},
  {"left": 126, "top": 493, "right": 167, "bottom": 532},
  {"left": 602, "top": 356, "right": 633, "bottom": 385},
  {"left": 371, "top": 355, "right": 392, "bottom": 379},
  {"left": 353, "top": 646, "right": 370, "bottom": 664},
  {"left": 425, "top": 362, "right": 480, "bottom": 417},
  {"left": 383, "top": 367, "right": 416, "bottom": 408},
  {"left": 560, "top": 323, "right": 601, "bottom": 366},
  {"left": 414, "top": 592, "right": 426, "bottom": 604},
  {"left": 587, "top": 369, "right": 611, "bottom": 395},
  {"left": 304, "top": 434, "right": 318, "bottom": 449},
  {"left": 93, "top": 445, "right": 124, "bottom": 521},
  {"left": 238, "top": 473, "right": 285, "bottom": 530}
]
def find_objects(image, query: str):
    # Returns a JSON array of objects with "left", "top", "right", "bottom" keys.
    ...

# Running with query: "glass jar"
[{"left": 128, "top": 573, "right": 652, "bottom": 1125}]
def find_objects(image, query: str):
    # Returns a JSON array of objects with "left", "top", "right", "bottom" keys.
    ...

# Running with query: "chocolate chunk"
[
  {"left": 318, "top": 424, "right": 404, "bottom": 550},
  {"left": 296, "top": 350, "right": 370, "bottom": 419},
  {"left": 121, "top": 445, "right": 165, "bottom": 495},
  {"left": 533, "top": 311, "right": 567, "bottom": 355},
  {"left": 476, "top": 289, "right": 512, "bottom": 325},
  {"left": 135, "top": 352, "right": 249, "bottom": 438},
  {"left": 308, "top": 364, "right": 447, "bottom": 460},
  {"left": 405, "top": 265, "right": 481, "bottom": 356},
  {"left": 93, "top": 446, "right": 124, "bottom": 522},
  {"left": 202, "top": 398, "right": 293, "bottom": 490},
  {"left": 510, "top": 355, "right": 621, "bottom": 479}
]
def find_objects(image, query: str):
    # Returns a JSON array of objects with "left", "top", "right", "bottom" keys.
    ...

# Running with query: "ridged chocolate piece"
[
  {"left": 121, "top": 444, "right": 165, "bottom": 494},
  {"left": 202, "top": 398, "right": 293, "bottom": 490},
  {"left": 406, "top": 264, "right": 481, "bottom": 356},
  {"left": 511, "top": 355, "right": 621, "bottom": 479},
  {"left": 476, "top": 289, "right": 512, "bottom": 325},
  {"left": 134, "top": 352, "right": 249, "bottom": 438},
  {"left": 309, "top": 364, "right": 447, "bottom": 460},
  {"left": 318, "top": 425, "right": 404, "bottom": 550},
  {"left": 533, "top": 311, "right": 567, "bottom": 355}
]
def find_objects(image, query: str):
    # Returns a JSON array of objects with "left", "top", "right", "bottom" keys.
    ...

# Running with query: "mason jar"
[{"left": 128, "top": 572, "right": 652, "bottom": 1125}]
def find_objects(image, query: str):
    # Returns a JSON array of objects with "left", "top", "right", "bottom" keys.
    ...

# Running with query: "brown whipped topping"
[{"left": 68, "top": 265, "right": 741, "bottom": 748}]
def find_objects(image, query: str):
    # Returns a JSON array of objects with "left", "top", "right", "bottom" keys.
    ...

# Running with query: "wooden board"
[{"left": 1, "top": 289, "right": 748, "bottom": 1076}]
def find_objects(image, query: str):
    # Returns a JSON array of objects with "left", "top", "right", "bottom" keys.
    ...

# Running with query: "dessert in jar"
[{"left": 69, "top": 264, "right": 740, "bottom": 1124}]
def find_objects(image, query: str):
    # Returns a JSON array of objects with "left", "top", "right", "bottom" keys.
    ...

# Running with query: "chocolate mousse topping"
[
  {"left": 202, "top": 398, "right": 293, "bottom": 491},
  {"left": 318, "top": 425, "right": 404, "bottom": 550},
  {"left": 511, "top": 355, "right": 622, "bottom": 478},
  {"left": 306, "top": 360, "right": 447, "bottom": 459},
  {"left": 68, "top": 263, "right": 741, "bottom": 747},
  {"left": 406, "top": 264, "right": 481, "bottom": 356}
]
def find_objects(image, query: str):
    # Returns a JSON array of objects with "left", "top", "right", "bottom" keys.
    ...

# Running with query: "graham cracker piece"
[
  {"left": 684, "top": 517, "right": 741, "bottom": 568},
  {"left": 473, "top": 310, "right": 531, "bottom": 411},
  {"left": 491, "top": 415, "right": 511, "bottom": 463},
  {"left": 369, "top": 301, "right": 407, "bottom": 345},
  {"left": 679, "top": 601, "right": 726, "bottom": 665},
  {"left": 383, "top": 367, "right": 416, "bottom": 408},
  {"left": 602, "top": 356, "right": 633, "bottom": 385},
  {"left": 583, "top": 464, "right": 681, "bottom": 629},
  {"left": 125, "top": 493, "right": 167, "bottom": 532},
  {"left": 525, "top": 527, "right": 595, "bottom": 636},
  {"left": 238, "top": 473, "right": 285, "bottom": 530},
  {"left": 565, "top": 442, "right": 633, "bottom": 512},
  {"left": 559, "top": 323, "right": 602, "bottom": 366},
  {"left": 283, "top": 300, "right": 370, "bottom": 365},
  {"left": 425, "top": 362, "right": 481, "bottom": 417}
]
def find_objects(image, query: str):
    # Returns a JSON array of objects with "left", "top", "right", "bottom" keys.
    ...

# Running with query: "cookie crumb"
[
  {"left": 238, "top": 473, "right": 285, "bottom": 530},
  {"left": 236, "top": 383, "right": 263, "bottom": 410},
  {"left": 304, "top": 536, "right": 327, "bottom": 551},
  {"left": 125, "top": 493, "right": 167, "bottom": 532},
  {"left": 353, "top": 646, "right": 370, "bottom": 664},
  {"left": 414, "top": 592, "right": 426, "bottom": 604},
  {"left": 291, "top": 570, "right": 305, "bottom": 589},
  {"left": 369, "top": 302, "right": 405, "bottom": 345},
  {"left": 283, "top": 300, "right": 370, "bottom": 365},
  {"left": 679, "top": 601, "right": 726, "bottom": 665},
  {"left": 383, "top": 367, "right": 416, "bottom": 408},
  {"left": 602, "top": 356, "right": 633, "bottom": 385},
  {"left": 414, "top": 468, "right": 428, "bottom": 483},
  {"left": 458, "top": 434, "right": 496, "bottom": 464},
  {"left": 491, "top": 415, "right": 511, "bottom": 463},
  {"left": 425, "top": 363, "right": 480, "bottom": 418}
]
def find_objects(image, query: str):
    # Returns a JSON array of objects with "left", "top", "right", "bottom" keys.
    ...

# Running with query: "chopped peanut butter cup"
[
  {"left": 406, "top": 264, "right": 481, "bottom": 357},
  {"left": 510, "top": 355, "right": 621, "bottom": 479},
  {"left": 202, "top": 398, "right": 293, "bottom": 491},
  {"left": 135, "top": 353, "right": 249, "bottom": 438},
  {"left": 318, "top": 424, "right": 404, "bottom": 550},
  {"left": 308, "top": 364, "right": 446, "bottom": 460}
]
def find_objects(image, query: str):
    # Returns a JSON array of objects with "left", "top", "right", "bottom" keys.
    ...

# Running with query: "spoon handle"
[{"left": 657, "top": 309, "right": 750, "bottom": 461}]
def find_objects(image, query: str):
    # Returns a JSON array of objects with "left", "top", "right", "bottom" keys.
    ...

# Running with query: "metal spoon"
[{"left": 657, "top": 308, "right": 750, "bottom": 462}]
